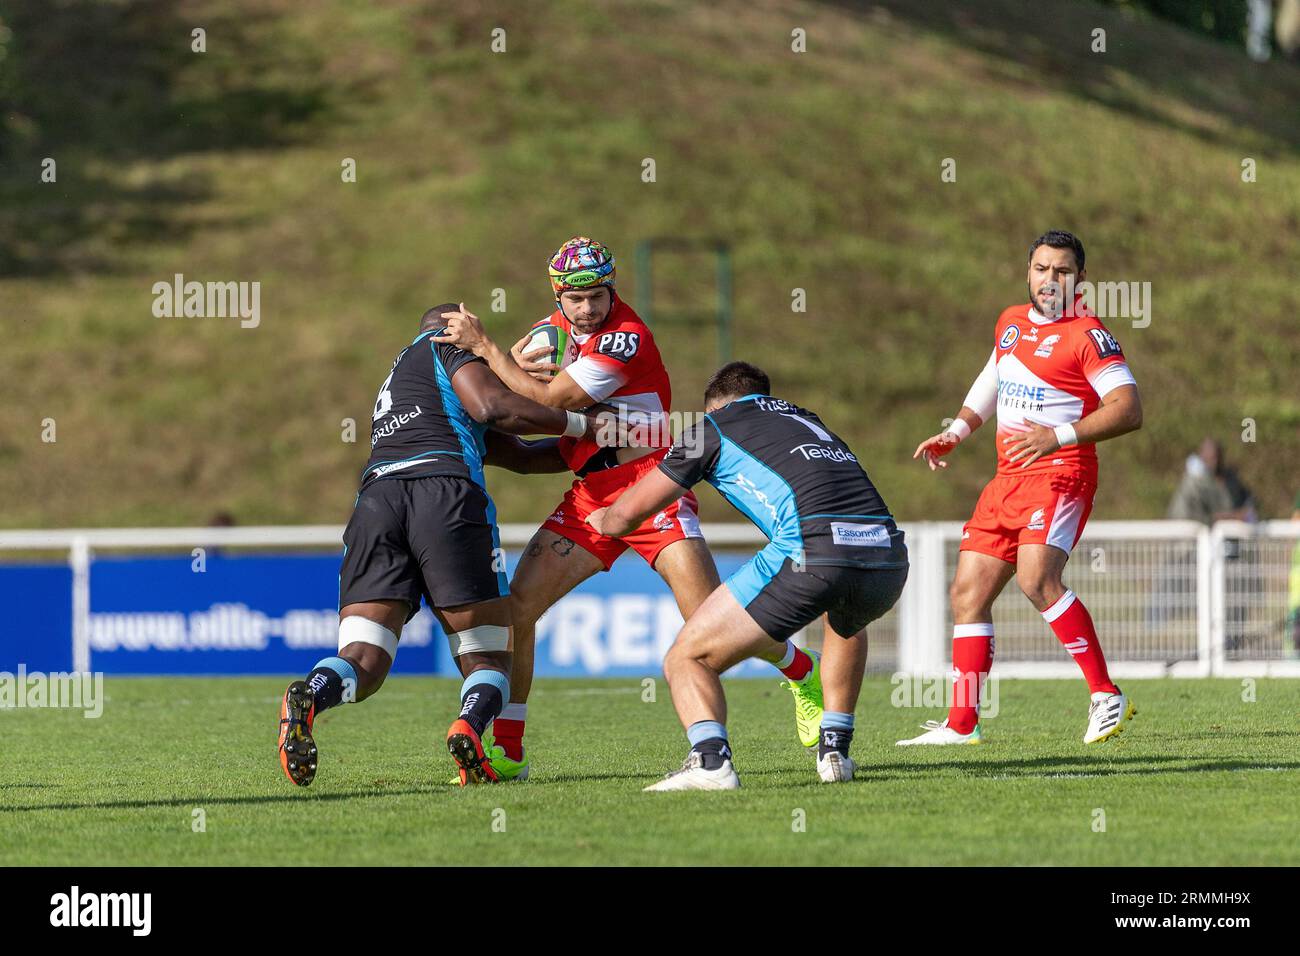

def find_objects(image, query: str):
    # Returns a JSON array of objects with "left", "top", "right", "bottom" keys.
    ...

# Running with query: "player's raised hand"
[
  {"left": 433, "top": 303, "right": 489, "bottom": 356},
  {"left": 510, "top": 332, "right": 562, "bottom": 381},
  {"left": 1003, "top": 422, "right": 1060, "bottom": 469},
  {"left": 913, "top": 431, "right": 960, "bottom": 471}
]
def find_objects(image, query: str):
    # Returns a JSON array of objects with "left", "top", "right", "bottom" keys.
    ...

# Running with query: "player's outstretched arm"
[
  {"left": 435, "top": 304, "right": 596, "bottom": 410},
  {"left": 450, "top": 361, "right": 591, "bottom": 439},
  {"left": 914, "top": 407, "right": 984, "bottom": 471},
  {"left": 482, "top": 432, "right": 569, "bottom": 474},
  {"left": 914, "top": 348, "right": 997, "bottom": 471},
  {"left": 587, "top": 470, "right": 688, "bottom": 538}
]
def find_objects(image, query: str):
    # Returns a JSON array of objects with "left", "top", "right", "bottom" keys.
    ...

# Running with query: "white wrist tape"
[
  {"left": 563, "top": 410, "right": 587, "bottom": 438},
  {"left": 1054, "top": 423, "right": 1078, "bottom": 447},
  {"left": 944, "top": 419, "right": 972, "bottom": 443}
]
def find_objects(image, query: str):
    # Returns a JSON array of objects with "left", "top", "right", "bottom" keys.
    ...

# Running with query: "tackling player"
[
  {"left": 277, "top": 303, "right": 602, "bottom": 787},
  {"left": 434, "top": 238, "right": 825, "bottom": 779},
  {"left": 589, "top": 362, "right": 909, "bottom": 788},
  {"left": 900, "top": 230, "right": 1143, "bottom": 746}
]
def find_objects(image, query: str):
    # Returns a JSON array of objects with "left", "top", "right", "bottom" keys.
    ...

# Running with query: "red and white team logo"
[{"left": 1033, "top": 334, "right": 1061, "bottom": 358}]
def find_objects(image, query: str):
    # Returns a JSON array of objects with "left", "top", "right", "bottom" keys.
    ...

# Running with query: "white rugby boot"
[
  {"left": 817, "top": 750, "right": 856, "bottom": 782},
  {"left": 1083, "top": 688, "right": 1136, "bottom": 744},
  {"left": 643, "top": 750, "right": 740, "bottom": 791},
  {"left": 895, "top": 719, "right": 983, "bottom": 746}
]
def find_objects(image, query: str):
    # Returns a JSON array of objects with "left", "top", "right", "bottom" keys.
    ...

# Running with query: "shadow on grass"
[
  {"left": 1141, "top": 729, "right": 1300, "bottom": 740},
  {"left": 870, "top": 752, "right": 1300, "bottom": 780},
  {"left": 7, "top": 755, "right": 1294, "bottom": 808},
  {"left": 0, "top": 783, "right": 458, "bottom": 815}
]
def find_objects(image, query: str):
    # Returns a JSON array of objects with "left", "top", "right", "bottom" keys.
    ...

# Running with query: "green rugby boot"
[
  {"left": 780, "top": 648, "right": 823, "bottom": 748},
  {"left": 484, "top": 743, "right": 530, "bottom": 782},
  {"left": 448, "top": 725, "right": 530, "bottom": 783}
]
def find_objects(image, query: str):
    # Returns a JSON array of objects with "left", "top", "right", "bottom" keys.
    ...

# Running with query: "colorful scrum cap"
[{"left": 547, "top": 236, "right": 616, "bottom": 298}]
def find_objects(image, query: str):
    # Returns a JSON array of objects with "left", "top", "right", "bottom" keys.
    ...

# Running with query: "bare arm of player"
[
  {"left": 450, "top": 361, "right": 593, "bottom": 438},
  {"left": 435, "top": 305, "right": 597, "bottom": 410},
  {"left": 913, "top": 349, "right": 998, "bottom": 471},
  {"left": 586, "top": 470, "right": 687, "bottom": 538},
  {"left": 1004, "top": 384, "right": 1143, "bottom": 469},
  {"left": 482, "top": 432, "right": 569, "bottom": 474}
]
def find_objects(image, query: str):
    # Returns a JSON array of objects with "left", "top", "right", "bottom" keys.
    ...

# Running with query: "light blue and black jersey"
[
  {"left": 360, "top": 329, "right": 490, "bottom": 489},
  {"left": 659, "top": 394, "right": 908, "bottom": 572},
  {"left": 342, "top": 328, "right": 507, "bottom": 611}
]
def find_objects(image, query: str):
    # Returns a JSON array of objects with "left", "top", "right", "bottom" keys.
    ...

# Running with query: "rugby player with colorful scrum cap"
[{"left": 433, "top": 238, "right": 826, "bottom": 779}]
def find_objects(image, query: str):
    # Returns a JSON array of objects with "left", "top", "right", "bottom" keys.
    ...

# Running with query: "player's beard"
[
  {"left": 570, "top": 313, "right": 606, "bottom": 334},
  {"left": 562, "top": 295, "right": 612, "bottom": 334},
  {"left": 1028, "top": 281, "right": 1063, "bottom": 319}
]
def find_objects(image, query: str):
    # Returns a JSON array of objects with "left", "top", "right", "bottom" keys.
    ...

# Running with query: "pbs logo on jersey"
[
  {"left": 595, "top": 330, "right": 641, "bottom": 363},
  {"left": 525, "top": 322, "right": 577, "bottom": 377}
]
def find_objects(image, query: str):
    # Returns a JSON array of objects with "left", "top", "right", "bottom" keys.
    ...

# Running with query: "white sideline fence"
[{"left": 2, "top": 520, "right": 1298, "bottom": 678}]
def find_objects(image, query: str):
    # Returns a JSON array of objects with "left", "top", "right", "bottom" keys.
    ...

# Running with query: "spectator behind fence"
[
  {"left": 1168, "top": 439, "right": 1259, "bottom": 651},
  {"left": 1152, "top": 440, "right": 1257, "bottom": 642},
  {"left": 1167, "top": 438, "right": 1257, "bottom": 526}
]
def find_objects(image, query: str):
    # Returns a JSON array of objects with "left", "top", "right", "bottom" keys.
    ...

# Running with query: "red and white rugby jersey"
[
  {"left": 533, "top": 295, "right": 673, "bottom": 474},
  {"left": 965, "top": 299, "right": 1136, "bottom": 481}
]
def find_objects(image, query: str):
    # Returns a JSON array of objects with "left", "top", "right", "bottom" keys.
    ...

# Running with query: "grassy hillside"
[{"left": 2, "top": 0, "right": 1298, "bottom": 529}]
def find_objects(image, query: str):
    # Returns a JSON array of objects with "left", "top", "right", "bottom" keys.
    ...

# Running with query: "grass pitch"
[{"left": 3, "top": 676, "right": 1298, "bottom": 866}]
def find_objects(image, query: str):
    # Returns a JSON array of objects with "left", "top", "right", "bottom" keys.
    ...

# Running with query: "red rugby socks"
[
  {"left": 1043, "top": 590, "right": 1118, "bottom": 695},
  {"left": 775, "top": 642, "right": 814, "bottom": 681},
  {"left": 947, "top": 623, "right": 994, "bottom": 734},
  {"left": 493, "top": 702, "right": 527, "bottom": 761}
]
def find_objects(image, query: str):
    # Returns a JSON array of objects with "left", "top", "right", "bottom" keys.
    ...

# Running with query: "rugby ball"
[{"left": 525, "top": 322, "right": 573, "bottom": 376}]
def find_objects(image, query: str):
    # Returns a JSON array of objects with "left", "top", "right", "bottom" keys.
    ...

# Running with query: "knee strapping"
[
  {"left": 339, "top": 615, "right": 399, "bottom": 659},
  {"left": 447, "top": 624, "right": 510, "bottom": 656}
]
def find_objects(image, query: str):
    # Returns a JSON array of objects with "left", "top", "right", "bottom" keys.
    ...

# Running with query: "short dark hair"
[
  {"left": 1028, "top": 230, "right": 1085, "bottom": 270},
  {"left": 705, "top": 361, "right": 771, "bottom": 405},
  {"left": 419, "top": 302, "right": 459, "bottom": 331}
]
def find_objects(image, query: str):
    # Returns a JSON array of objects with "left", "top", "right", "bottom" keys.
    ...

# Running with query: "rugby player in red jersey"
[
  {"left": 435, "top": 238, "right": 824, "bottom": 778},
  {"left": 900, "top": 230, "right": 1143, "bottom": 746}
]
